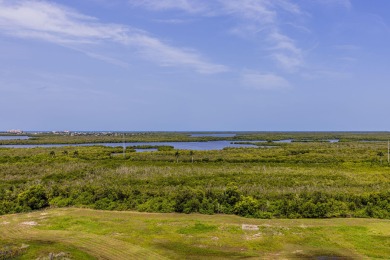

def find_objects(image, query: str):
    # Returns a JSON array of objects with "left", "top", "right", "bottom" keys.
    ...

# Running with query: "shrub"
[
  {"left": 17, "top": 185, "right": 48, "bottom": 210},
  {"left": 234, "top": 196, "right": 259, "bottom": 217}
]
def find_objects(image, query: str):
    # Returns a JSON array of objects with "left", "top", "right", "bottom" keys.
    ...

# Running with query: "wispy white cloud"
[
  {"left": 131, "top": 0, "right": 305, "bottom": 71},
  {"left": 219, "top": 0, "right": 276, "bottom": 24},
  {"left": 267, "top": 30, "right": 303, "bottom": 71},
  {"left": 272, "top": 53, "right": 303, "bottom": 71},
  {"left": 130, "top": 0, "right": 358, "bottom": 76},
  {"left": 128, "top": 0, "right": 208, "bottom": 14},
  {"left": 219, "top": 1, "right": 305, "bottom": 71},
  {"left": 331, "top": 44, "right": 359, "bottom": 65},
  {"left": 0, "top": 1, "right": 129, "bottom": 44},
  {"left": 0, "top": 0, "right": 227, "bottom": 74},
  {"left": 130, "top": 34, "right": 228, "bottom": 74},
  {"left": 75, "top": 48, "right": 130, "bottom": 68},
  {"left": 242, "top": 71, "right": 291, "bottom": 90},
  {"left": 273, "top": 0, "right": 302, "bottom": 15},
  {"left": 152, "top": 18, "right": 191, "bottom": 24},
  {"left": 316, "top": 0, "right": 352, "bottom": 9},
  {"left": 268, "top": 31, "right": 301, "bottom": 54}
]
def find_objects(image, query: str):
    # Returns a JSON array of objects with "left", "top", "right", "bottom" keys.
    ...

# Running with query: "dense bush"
[
  {"left": 0, "top": 137, "right": 389, "bottom": 219},
  {"left": 17, "top": 185, "right": 48, "bottom": 211},
  {"left": 1, "top": 182, "right": 389, "bottom": 218}
]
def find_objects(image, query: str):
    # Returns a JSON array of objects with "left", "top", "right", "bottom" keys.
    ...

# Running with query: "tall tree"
[{"left": 175, "top": 151, "right": 180, "bottom": 163}]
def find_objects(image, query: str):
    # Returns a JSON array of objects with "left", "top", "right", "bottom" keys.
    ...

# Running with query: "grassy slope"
[{"left": 1, "top": 208, "right": 389, "bottom": 259}]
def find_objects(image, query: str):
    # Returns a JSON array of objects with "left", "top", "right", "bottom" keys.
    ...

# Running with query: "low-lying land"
[
  {"left": 0, "top": 132, "right": 389, "bottom": 258},
  {"left": 1, "top": 133, "right": 389, "bottom": 218},
  {"left": 1, "top": 131, "right": 390, "bottom": 145},
  {"left": 1, "top": 208, "right": 389, "bottom": 259}
]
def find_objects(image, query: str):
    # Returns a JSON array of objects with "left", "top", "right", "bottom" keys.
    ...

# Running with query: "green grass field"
[{"left": 1, "top": 208, "right": 389, "bottom": 259}]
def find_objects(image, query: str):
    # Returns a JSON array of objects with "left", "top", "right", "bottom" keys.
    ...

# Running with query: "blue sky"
[{"left": 1, "top": 0, "right": 390, "bottom": 131}]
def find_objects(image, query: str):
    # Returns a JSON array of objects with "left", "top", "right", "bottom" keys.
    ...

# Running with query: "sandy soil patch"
[
  {"left": 242, "top": 224, "right": 259, "bottom": 230},
  {"left": 20, "top": 221, "right": 38, "bottom": 226},
  {"left": 245, "top": 232, "right": 263, "bottom": 240}
]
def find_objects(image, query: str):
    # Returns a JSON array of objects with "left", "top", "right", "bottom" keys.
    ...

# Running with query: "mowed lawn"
[{"left": 0, "top": 208, "right": 389, "bottom": 259}]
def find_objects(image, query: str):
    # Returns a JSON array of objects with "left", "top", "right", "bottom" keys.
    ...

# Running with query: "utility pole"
[
  {"left": 123, "top": 133, "right": 126, "bottom": 158},
  {"left": 388, "top": 140, "right": 389, "bottom": 164}
]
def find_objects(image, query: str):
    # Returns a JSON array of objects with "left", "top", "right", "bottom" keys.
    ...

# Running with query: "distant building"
[{"left": 7, "top": 129, "right": 23, "bottom": 134}]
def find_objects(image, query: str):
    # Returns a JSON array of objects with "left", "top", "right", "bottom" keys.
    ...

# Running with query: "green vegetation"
[
  {"left": 0, "top": 132, "right": 389, "bottom": 219},
  {"left": 1, "top": 131, "right": 390, "bottom": 145},
  {"left": 1, "top": 208, "right": 389, "bottom": 259},
  {"left": 1, "top": 132, "right": 390, "bottom": 258}
]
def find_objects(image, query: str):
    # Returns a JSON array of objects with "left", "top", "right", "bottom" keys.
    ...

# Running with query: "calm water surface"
[
  {"left": 0, "top": 141, "right": 258, "bottom": 151},
  {"left": 274, "top": 139, "right": 292, "bottom": 143},
  {"left": 0, "top": 136, "right": 30, "bottom": 140},
  {"left": 274, "top": 139, "right": 339, "bottom": 143},
  {"left": 0, "top": 139, "right": 339, "bottom": 150},
  {"left": 190, "top": 133, "right": 236, "bottom": 137},
  {"left": 135, "top": 148, "right": 158, "bottom": 152}
]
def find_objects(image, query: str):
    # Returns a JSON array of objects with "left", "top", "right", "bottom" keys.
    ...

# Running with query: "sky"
[{"left": 1, "top": 0, "right": 390, "bottom": 131}]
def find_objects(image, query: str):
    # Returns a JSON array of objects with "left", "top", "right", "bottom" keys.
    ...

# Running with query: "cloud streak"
[
  {"left": 129, "top": 0, "right": 208, "bottom": 14},
  {"left": 316, "top": 0, "right": 352, "bottom": 9},
  {"left": 242, "top": 71, "right": 291, "bottom": 90},
  {"left": 0, "top": 0, "right": 227, "bottom": 74},
  {"left": 219, "top": 0, "right": 305, "bottom": 71},
  {"left": 129, "top": 34, "right": 228, "bottom": 73},
  {"left": 131, "top": 0, "right": 305, "bottom": 71}
]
